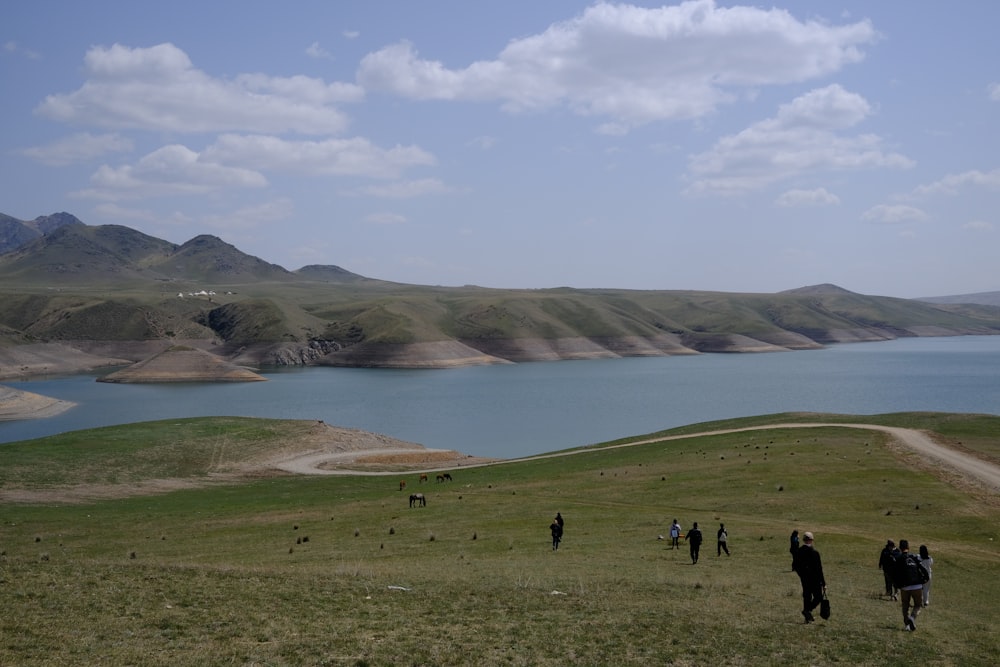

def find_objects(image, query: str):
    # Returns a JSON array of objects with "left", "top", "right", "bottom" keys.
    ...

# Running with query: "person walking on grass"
[
  {"left": 919, "top": 545, "right": 933, "bottom": 607},
  {"left": 669, "top": 519, "right": 682, "bottom": 550},
  {"left": 893, "top": 539, "right": 927, "bottom": 631},
  {"left": 686, "top": 522, "right": 703, "bottom": 564},
  {"left": 879, "top": 539, "right": 900, "bottom": 600},
  {"left": 550, "top": 517, "right": 563, "bottom": 551},
  {"left": 717, "top": 522, "right": 730, "bottom": 556},
  {"left": 793, "top": 531, "right": 826, "bottom": 623}
]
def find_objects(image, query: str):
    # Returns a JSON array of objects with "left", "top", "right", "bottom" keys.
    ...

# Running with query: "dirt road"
[{"left": 275, "top": 423, "right": 1000, "bottom": 492}]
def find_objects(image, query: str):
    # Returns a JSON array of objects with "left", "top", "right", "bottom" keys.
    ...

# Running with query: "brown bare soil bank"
[
  {"left": 316, "top": 340, "right": 512, "bottom": 368},
  {"left": 0, "top": 384, "right": 76, "bottom": 420},
  {"left": 97, "top": 345, "right": 266, "bottom": 383},
  {"left": 0, "top": 342, "right": 130, "bottom": 380}
]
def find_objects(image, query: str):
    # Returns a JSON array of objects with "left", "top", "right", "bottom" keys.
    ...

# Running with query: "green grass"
[{"left": 2, "top": 414, "right": 999, "bottom": 665}]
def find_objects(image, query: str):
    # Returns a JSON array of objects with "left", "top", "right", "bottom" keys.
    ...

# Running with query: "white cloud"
[
  {"left": 861, "top": 204, "right": 928, "bottom": 224},
  {"left": 357, "top": 1, "right": 876, "bottom": 129},
  {"left": 93, "top": 200, "right": 291, "bottom": 232},
  {"left": 343, "top": 30, "right": 360, "bottom": 40},
  {"left": 75, "top": 144, "right": 267, "bottom": 201},
  {"left": 912, "top": 168, "right": 1000, "bottom": 196},
  {"left": 963, "top": 220, "right": 994, "bottom": 231},
  {"left": 306, "top": 42, "right": 332, "bottom": 59},
  {"left": 686, "top": 85, "right": 913, "bottom": 195},
  {"left": 202, "top": 134, "right": 435, "bottom": 179},
  {"left": 21, "top": 132, "right": 133, "bottom": 166},
  {"left": 774, "top": 188, "right": 841, "bottom": 207},
  {"left": 353, "top": 178, "right": 453, "bottom": 198},
  {"left": 988, "top": 82, "right": 1000, "bottom": 101},
  {"left": 364, "top": 212, "right": 408, "bottom": 225},
  {"left": 37, "top": 43, "right": 362, "bottom": 134},
  {"left": 72, "top": 132, "right": 437, "bottom": 202}
]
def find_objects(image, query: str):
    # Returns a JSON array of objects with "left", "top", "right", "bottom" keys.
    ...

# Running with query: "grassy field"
[{"left": 1, "top": 414, "right": 998, "bottom": 666}]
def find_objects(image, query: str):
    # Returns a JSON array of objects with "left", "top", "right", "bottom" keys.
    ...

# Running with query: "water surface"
[{"left": 2, "top": 336, "right": 998, "bottom": 458}]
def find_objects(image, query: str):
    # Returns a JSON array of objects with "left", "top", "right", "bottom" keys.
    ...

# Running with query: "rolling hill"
[
  {"left": 918, "top": 290, "right": 1000, "bottom": 307},
  {"left": 0, "top": 211, "right": 85, "bottom": 254},
  {"left": 1, "top": 212, "right": 999, "bottom": 376}
]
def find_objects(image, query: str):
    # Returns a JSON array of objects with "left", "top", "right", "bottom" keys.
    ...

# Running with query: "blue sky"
[{"left": 2, "top": 1, "right": 998, "bottom": 298}]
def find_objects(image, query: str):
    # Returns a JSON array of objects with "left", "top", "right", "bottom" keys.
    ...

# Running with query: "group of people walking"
[
  {"left": 552, "top": 515, "right": 934, "bottom": 632},
  {"left": 878, "top": 538, "right": 933, "bottom": 631},
  {"left": 665, "top": 519, "right": 730, "bottom": 564},
  {"left": 792, "top": 530, "right": 934, "bottom": 631}
]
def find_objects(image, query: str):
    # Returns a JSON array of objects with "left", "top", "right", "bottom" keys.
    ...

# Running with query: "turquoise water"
[{"left": 2, "top": 336, "right": 999, "bottom": 458}]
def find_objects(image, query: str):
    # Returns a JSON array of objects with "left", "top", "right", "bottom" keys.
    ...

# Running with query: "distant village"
[{"left": 177, "top": 290, "right": 236, "bottom": 298}]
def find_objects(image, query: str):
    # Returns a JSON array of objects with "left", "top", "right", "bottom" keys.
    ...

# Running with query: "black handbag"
[{"left": 820, "top": 594, "right": 831, "bottom": 620}]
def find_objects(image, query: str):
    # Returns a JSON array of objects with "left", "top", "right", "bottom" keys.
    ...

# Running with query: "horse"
[
  {"left": 419, "top": 473, "right": 428, "bottom": 483},
  {"left": 409, "top": 493, "right": 426, "bottom": 508},
  {"left": 436, "top": 473, "right": 452, "bottom": 482},
  {"left": 436, "top": 474, "right": 445, "bottom": 483},
  {"left": 399, "top": 480, "right": 407, "bottom": 491}
]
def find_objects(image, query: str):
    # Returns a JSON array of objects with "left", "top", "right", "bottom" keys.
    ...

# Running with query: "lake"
[{"left": 2, "top": 335, "right": 999, "bottom": 458}]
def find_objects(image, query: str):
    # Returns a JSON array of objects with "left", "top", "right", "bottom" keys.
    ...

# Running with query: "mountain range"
[{"left": 1, "top": 211, "right": 999, "bottom": 377}]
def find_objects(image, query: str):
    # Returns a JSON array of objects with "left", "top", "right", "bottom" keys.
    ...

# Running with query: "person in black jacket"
[
  {"left": 878, "top": 539, "right": 900, "bottom": 600},
  {"left": 550, "top": 517, "right": 563, "bottom": 551},
  {"left": 685, "top": 522, "right": 703, "bottom": 564},
  {"left": 793, "top": 531, "right": 826, "bottom": 623},
  {"left": 894, "top": 539, "right": 925, "bottom": 631}
]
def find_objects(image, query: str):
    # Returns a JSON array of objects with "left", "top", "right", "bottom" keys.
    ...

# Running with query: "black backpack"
[{"left": 895, "top": 553, "right": 929, "bottom": 587}]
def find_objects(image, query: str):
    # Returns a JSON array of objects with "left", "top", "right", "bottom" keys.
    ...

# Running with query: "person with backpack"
[
  {"left": 878, "top": 539, "right": 900, "bottom": 600},
  {"left": 893, "top": 539, "right": 929, "bottom": 631},
  {"left": 793, "top": 531, "right": 826, "bottom": 623}
]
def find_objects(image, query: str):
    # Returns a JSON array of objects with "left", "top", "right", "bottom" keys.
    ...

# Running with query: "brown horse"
[
  {"left": 409, "top": 493, "right": 426, "bottom": 507},
  {"left": 399, "top": 480, "right": 407, "bottom": 491},
  {"left": 419, "top": 473, "right": 428, "bottom": 483},
  {"left": 436, "top": 473, "right": 453, "bottom": 483}
]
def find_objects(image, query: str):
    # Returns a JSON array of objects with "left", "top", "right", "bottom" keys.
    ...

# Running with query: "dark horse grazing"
[
  {"left": 409, "top": 493, "right": 426, "bottom": 508},
  {"left": 436, "top": 473, "right": 453, "bottom": 482}
]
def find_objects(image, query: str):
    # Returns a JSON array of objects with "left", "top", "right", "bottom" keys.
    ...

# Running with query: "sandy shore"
[{"left": 0, "top": 385, "right": 76, "bottom": 421}]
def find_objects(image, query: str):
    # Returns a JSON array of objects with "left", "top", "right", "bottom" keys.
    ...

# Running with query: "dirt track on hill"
[
  {"left": 611, "top": 423, "right": 1000, "bottom": 491},
  {"left": 4, "top": 421, "right": 996, "bottom": 504},
  {"left": 274, "top": 423, "right": 1000, "bottom": 492}
]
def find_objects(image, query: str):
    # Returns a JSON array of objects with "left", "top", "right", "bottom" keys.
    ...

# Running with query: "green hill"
[
  {"left": 1, "top": 215, "right": 999, "bottom": 372},
  {"left": 0, "top": 413, "right": 997, "bottom": 665}
]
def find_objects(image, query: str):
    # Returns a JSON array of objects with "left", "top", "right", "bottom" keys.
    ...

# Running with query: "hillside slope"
[{"left": 1, "top": 216, "right": 999, "bottom": 374}]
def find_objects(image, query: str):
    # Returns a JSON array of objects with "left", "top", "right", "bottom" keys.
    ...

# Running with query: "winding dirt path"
[{"left": 274, "top": 423, "right": 1000, "bottom": 492}]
